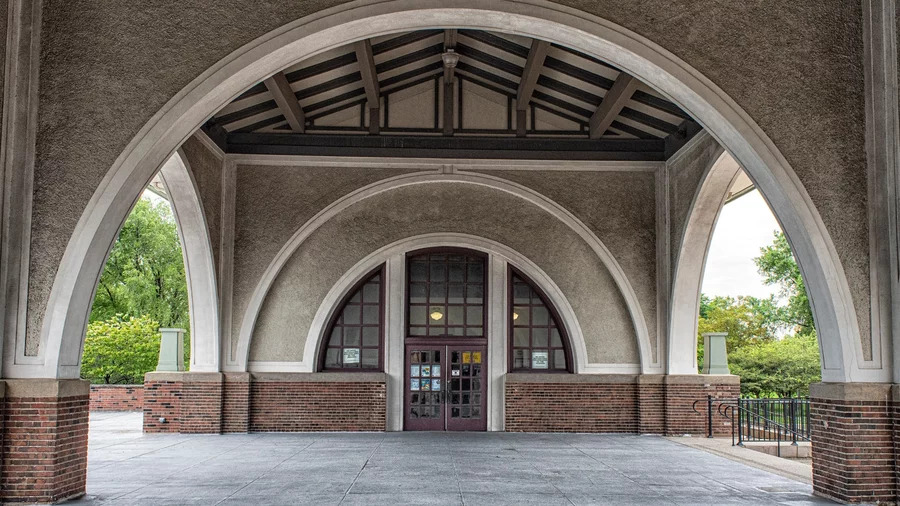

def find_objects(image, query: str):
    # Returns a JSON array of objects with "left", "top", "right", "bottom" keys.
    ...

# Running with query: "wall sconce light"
[{"left": 430, "top": 308, "right": 444, "bottom": 321}]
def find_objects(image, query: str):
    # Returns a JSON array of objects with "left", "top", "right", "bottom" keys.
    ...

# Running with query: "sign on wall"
[
  {"left": 532, "top": 350, "right": 549, "bottom": 369},
  {"left": 343, "top": 348, "right": 360, "bottom": 364}
]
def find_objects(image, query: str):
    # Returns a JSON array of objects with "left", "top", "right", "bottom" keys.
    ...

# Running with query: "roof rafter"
[
  {"left": 589, "top": 73, "right": 638, "bottom": 139},
  {"left": 516, "top": 40, "right": 551, "bottom": 136},
  {"left": 355, "top": 39, "right": 381, "bottom": 134},
  {"left": 264, "top": 72, "right": 306, "bottom": 133}
]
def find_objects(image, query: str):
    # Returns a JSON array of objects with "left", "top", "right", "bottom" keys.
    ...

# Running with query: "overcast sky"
[{"left": 700, "top": 189, "right": 782, "bottom": 299}]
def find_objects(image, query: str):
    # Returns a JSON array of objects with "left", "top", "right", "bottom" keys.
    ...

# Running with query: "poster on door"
[{"left": 343, "top": 348, "right": 360, "bottom": 364}]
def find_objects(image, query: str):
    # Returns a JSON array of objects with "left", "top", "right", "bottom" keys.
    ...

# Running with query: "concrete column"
[
  {"left": 156, "top": 328, "right": 185, "bottom": 372},
  {"left": 701, "top": 332, "right": 730, "bottom": 374}
]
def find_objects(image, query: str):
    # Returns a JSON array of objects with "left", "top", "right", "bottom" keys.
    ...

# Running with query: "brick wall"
[
  {"left": 142, "top": 372, "right": 387, "bottom": 434},
  {"left": 1, "top": 380, "right": 90, "bottom": 503},
  {"left": 89, "top": 385, "right": 143, "bottom": 411},
  {"left": 222, "top": 373, "right": 251, "bottom": 433},
  {"left": 250, "top": 381, "right": 386, "bottom": 431},
  {"left": 504, "top": 374, "right": 739, "bottom": 436},
  {"left": 810, "top": 383, "right": 896, "bottom": 503},
  {"left": 143, "top": 380, "right": 181, "bottom": 433},
  {"left": 505, "top": 381, "right": 638, "bottom": 432}
]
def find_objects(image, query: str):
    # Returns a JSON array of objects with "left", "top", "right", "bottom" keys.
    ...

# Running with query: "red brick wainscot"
[
  {"left": 504, "top": 373, "right": 739, "bottom": 435},
  {"left": 89, "top": 384, "right": 143, "bottom": 411},
  {"left": 143, "top": 372, "right": 386, "bottom": 433},
  {"left": 1, "top": 379, "right": 91, "bottom": 503},
  {"left": 810, "top": 382, "right": 896, "bottom": 503}
]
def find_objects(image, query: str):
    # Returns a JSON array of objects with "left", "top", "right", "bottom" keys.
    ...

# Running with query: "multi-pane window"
[
  {"left": 407, "top": 251, "right": 486, "bottom": 337},
  {"left": 322, "top": 268, "right": 383, "bottom": 370},
  {"left": 510, "top": 270, "right": 570, "bottom": 371}
]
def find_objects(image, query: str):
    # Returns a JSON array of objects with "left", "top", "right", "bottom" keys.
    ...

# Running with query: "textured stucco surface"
[
  {"left": 667, "top": 134, "right": 724, "bottom": 276},
  {"left": 25, "top": 1, "right": 871, "bottom": 363},
  {"left": 250, "top": 182, "right": 639, "bottom": 365},
  {"left": 232, "top": 166, "right": 417, "bottom": 357},
  {"left": 178, "top": 136, "right": 222, "bottom": 271},
  {"left": 474, "top": 170, "right": 658, "bottom": 359}
]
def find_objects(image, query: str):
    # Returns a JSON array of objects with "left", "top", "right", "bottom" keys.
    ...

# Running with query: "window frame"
[
  {"left": 404, "top": 247, "right": 489, "bottom": 340},
  {"left": 318, "top": 265, "right": 386, "bottom": 372},
  {"left": 507, "top": 265, "right": 574, "bottom": 373}
]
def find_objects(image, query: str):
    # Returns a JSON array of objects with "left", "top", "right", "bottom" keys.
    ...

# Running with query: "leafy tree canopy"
[
  {"left": 83, "top": 196, "right": 190, "bottom": 383},
  {"left": 697, "top": 230, "right": 820, "bottom": 397},
  {"left": 82, "top": 315, "right": 161, "bottom": 384}
]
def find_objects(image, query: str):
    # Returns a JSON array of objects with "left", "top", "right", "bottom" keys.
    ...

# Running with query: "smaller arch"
[
  {"left": 668, "top": 150, "right": 741, "bottom": 374},
  {"left": 158, "top": 151, "right": 220, "bottom": 372},
  {"left": 294, "top": 233, "right": 591, "bottom": 375},
  {"left": 236, "top": 171, "right": 652, "bottom": 374}
]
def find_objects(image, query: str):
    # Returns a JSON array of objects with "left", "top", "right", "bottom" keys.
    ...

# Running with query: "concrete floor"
[{"left": 72, "top": 412, "right": 834, "bottom": 505}]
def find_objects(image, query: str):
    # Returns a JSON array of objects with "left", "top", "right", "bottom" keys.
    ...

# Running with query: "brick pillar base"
[
  {"left": 1, "top": 379, "right": 90, "bottom": 503},
  {"left": 143, "top": 372, "right": 223, "bottom": 434},
  {"left": 222, "top": 373, "right": 250, "bottom": 433},
  {"left": 664, "top": 375, "right": 739, "bottom": 436},
  {"left": 810, "top": 382, "right": 896, "bottom": 503}
]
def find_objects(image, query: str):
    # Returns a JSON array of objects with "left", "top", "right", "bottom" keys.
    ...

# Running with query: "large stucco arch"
[
  {"left": 237, "top": 171, "right": 649, "bottom": 373},
  {"left": 157, "top": 152, "right": 221, "bottom": 372},
  {"left": 668, "top": 150, "right": 741, "bottom": 374},
  {"left": 34, "top": 0, "right": 864, "bottom": 383}
]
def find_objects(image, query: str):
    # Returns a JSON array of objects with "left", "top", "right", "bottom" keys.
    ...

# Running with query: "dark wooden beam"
[
  {"left": 589, "top": 74, "right": 637, "bottom": 139},
  {"left": 354, "top": 40, "right": 381, "bottom": 135},
  {"left": 226, "top": 133, "right": 665, "bottom": 160},
  {"left": 263, "top": 72, "right": 306, "bottom": 133},
  {"left": 516, "top": 40, "right": 551, "bottom": 136}
]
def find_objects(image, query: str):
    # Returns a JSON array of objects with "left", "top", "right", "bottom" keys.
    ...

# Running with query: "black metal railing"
[{"left": 692, "top": 396, "right": 812, "bottom": 458}]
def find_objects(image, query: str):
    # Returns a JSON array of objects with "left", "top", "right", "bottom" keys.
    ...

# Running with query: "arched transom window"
[
  {"left": 407, "top": 250, "right": 486, "bottom": 337},
  {"left": 510, "top": 269, "right": 571, "bottom": 372},
  {"left": 321, "top": 267, "right": 384, "bottom": 370}
]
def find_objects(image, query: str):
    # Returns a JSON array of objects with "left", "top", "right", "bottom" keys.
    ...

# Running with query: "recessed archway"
[{"left": 35, "top": 0, "right": 863, "bottom": 384}]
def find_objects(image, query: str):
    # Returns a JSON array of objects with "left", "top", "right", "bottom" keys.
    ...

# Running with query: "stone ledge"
[
  {"left": 251, "top": 372, "right": 387, "bottom": 383},
  {"left": 144, "top": 372, "right": 223, "bottom": 383},
  {"left": 505, "top": 373, "right": 740, "bottom": 385},
  {"left": 809, "top": 382, "right": 893, "bottom": 401},
  {"left": 3, "top": 378, "right": 90, "bottom": 398}
]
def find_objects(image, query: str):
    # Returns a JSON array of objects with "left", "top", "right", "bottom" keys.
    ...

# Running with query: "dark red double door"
[{"left": 404, "top": 344, "right": 487, "bottom": 431}]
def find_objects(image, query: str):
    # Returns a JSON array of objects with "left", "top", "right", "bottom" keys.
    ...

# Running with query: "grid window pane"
[
  {"left": 407, "top": 252, "right": 486, "bottom": 337},
  {"left": 509, "top": 272, "right": 569, "bottom": 372},
  {"left": 323, "top": 269, "right": 383, "bottom": 371}
]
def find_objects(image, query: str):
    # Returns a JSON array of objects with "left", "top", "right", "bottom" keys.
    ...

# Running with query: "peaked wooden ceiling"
[{"left": 202, "top": 29, "right": 702, "bottom": 161}]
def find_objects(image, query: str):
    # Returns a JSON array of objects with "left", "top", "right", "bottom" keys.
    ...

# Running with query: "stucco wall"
[
  {"left": 178, "top": 136, "right": 223, "bottom": 271},
  {"left": 473, "top": 169, "right": 658, "bottom": 360},
  {"left": 24, "top": 1, "right": 871, "bottom": 362},
  {"left": 231, "top": 166, "right": 418, "bottom": 359},
  {"left": 667, "top": 133, "right": 724, "bottom": 275},
  {"left": 249, "top": 181, "right": 639, "bottom": 365}
]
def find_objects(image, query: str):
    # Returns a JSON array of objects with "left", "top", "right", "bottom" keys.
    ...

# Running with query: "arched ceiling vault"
[{"left": 202, "top": 29, "right": 702, "bottom": 161}]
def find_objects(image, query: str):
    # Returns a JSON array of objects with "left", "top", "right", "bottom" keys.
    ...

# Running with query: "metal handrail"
[{"left": 718, "top": 402, "right": 811, "bottom": 457}]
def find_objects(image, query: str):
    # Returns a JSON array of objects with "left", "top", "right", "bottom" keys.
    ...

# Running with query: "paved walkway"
[{"left": 73, "top": 412, "right": 834, "bottom": 505}]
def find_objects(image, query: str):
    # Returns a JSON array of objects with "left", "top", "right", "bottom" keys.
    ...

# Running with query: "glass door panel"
[
  {"left": 404, "top": 345, "right": 487, "bottom": 431},
  {"left": 446, "top": 345, "right": 487, "bottom": 431},
  {"left": 404, "top": 348, "right": 445, "bottom": 431}
]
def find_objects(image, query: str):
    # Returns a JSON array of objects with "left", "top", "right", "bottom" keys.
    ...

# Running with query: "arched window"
[
  {"left": 320, "top": 267, "right": 384, "bottom": 370},
  {"left": 509, "top": 268, "right": 571, "bottom": 372},
  {"left": 407, "top": 250, "right": 486, "bottom": 337}
]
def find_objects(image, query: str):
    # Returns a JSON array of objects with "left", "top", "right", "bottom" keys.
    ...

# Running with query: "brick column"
[
  {"left": 1, "top": 379, "right": 90, "bottom": 503},
  {"left": 810, "top": 382, "right": 896, "bottom": 503},
  {"left": 637, "top": 375, "right": 665, "bottom": 434},
  {"left": 143, "top": 372, "right": 224, "bottom": 434},
  {"left": 663, "top": 375, "right": 739, "bottom": 436},
  {"left": 222, "top": 373, "right": 251, "bottom": 433}
]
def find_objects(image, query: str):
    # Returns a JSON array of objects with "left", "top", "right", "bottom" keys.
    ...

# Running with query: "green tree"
[
  {"left": 81, "top": 315, "right": 161, "bottom": 384},
  {"left": 729, "top": 333, "right": 820, "bottom": 397},
  {"left": 696, "top": 295, "right": 777, "bottom": 367},
  {"left": 91, "top": 197, "right": 189, "bottom": 331},
  {"left": 754, "top": 231, "right": 814, "bottom": 336}
]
